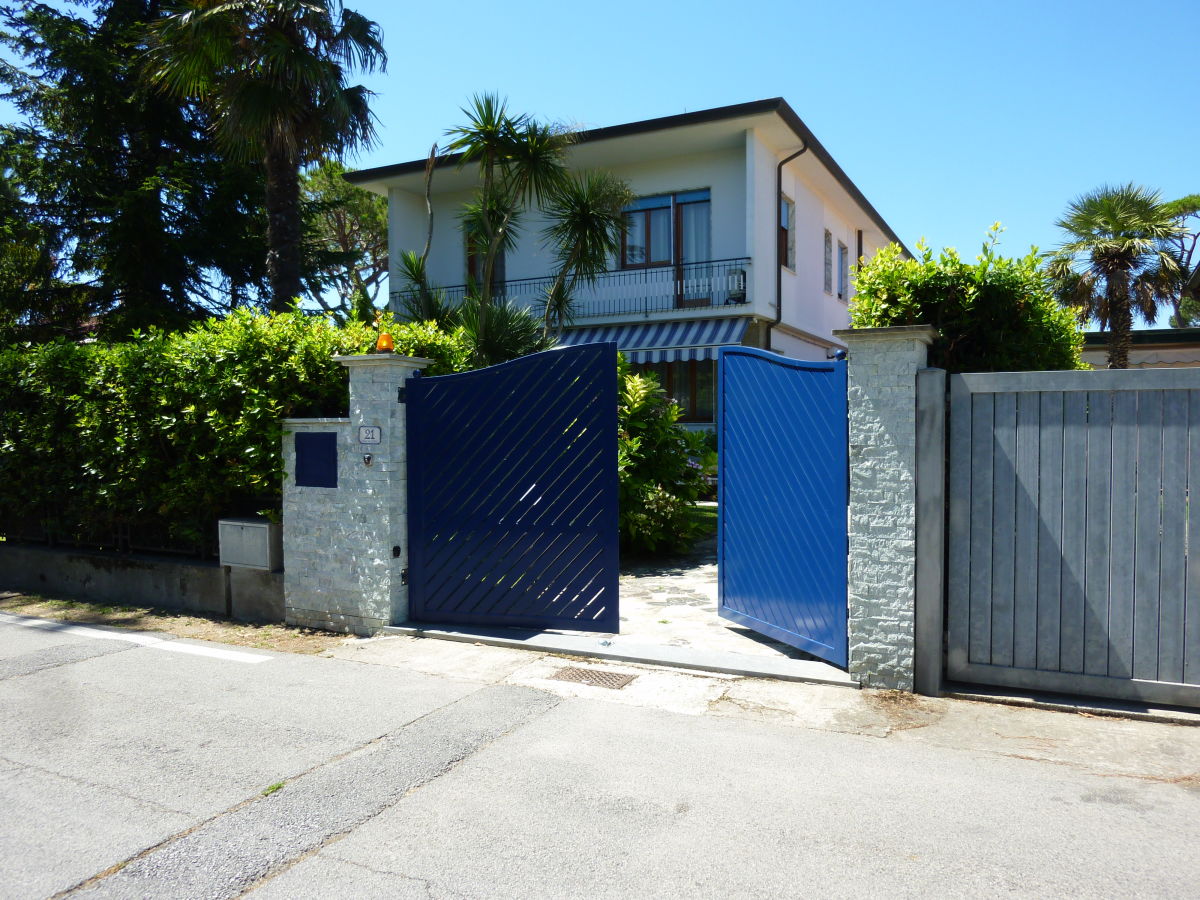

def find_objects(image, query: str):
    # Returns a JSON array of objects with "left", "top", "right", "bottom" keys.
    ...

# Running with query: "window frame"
[
  {"left": 632, "top": 359, "right": 716, "bottom": 423},
  {"left": 620, "top": 190, "right": 711, "bottom": 270},
  {"left": 780, "top": 195, "right": 795, "bottom": 271},
  {"left": 823, "top": 229, "right": 833, "bottom": 294},
  {"left": 837, "top": 240, "right": 849, "bottom": 301}
]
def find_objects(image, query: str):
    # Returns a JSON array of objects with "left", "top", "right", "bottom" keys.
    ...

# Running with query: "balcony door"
[{"left": 622, "top": 190, "right": 711, "bottom": 310}]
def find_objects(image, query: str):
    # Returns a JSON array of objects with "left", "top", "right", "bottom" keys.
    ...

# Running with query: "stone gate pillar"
[
  {"left": 833, "top": 326, "right": 939, "bottom": 690},
  {"left": 282, "top": 354, "right": 430, "bottom": 635}
]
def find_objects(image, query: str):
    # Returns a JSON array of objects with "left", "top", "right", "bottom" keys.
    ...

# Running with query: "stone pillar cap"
[
  {"left": 832, "top": 325, "right": 937, "bottom": 344},
  {"left": 334, "top": 354, "right": 433, "bottom": 368}
]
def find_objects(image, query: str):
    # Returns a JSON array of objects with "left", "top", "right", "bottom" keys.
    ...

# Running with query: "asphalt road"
[{"left": 2, "top": 612, "right": 1198, "bottom": 899}]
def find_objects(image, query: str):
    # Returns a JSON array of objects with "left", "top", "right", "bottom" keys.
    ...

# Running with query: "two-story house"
[{"left": 345, "top": 98, "right": 908, "bottom": 425}]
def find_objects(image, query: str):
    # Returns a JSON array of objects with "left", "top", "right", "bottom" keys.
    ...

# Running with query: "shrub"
[
  {"left": 851, "top": 226, "right": 1084, "bottom": 373},
  {"left": 616, "top": 357, "right": 706, "bottom": 555},
  {"left": 0, "top": 311, "right": 469, "bottom": 551}
]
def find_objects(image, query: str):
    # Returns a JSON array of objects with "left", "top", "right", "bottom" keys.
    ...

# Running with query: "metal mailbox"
[{"left": 218, "top": 518, "right": 283, "bottom": 572}]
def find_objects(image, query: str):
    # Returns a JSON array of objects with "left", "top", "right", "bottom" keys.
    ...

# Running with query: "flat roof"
[{"left": 345, "top": 98, "right": 909, "bottom": 253}]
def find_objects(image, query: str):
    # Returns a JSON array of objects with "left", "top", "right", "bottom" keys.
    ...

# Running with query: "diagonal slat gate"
[
  {"left": 406, "top": 343, "right": 619, "bottom": 632},
  {"left": 717, "top": 347, "right": 849, "bottom": 666}
]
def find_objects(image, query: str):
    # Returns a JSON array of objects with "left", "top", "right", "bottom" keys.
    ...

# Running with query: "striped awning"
[{"left": 557, "top": 318, "right": 750, "bottom": 363}]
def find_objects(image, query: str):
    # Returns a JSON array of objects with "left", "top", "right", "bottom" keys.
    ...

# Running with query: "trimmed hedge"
[
  {"left": 0, "top": 311, "right": 468, "bottom": 552},
  {"left": 1, "top": 310, "right": 702, "bottom": 558}
]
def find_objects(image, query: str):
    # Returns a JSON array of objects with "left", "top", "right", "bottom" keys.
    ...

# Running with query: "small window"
[
  {"left": 823, "top": 230, "right": 833, "bottom": 294},
  {"left": 779, "top": 195, "right": 795, "bottom": 270},
  {"left": 837, "top": 241, "right": 849, "bottom": 300},
  {"left": 621, "top": 191, "right": 711, "bottom": 269},
  {"left": 630, "top": 360, "right": 715, "bottom": 423}
]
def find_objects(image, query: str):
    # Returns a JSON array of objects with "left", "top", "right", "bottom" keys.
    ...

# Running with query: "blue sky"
[
  {"left": 343, "top": 0, "right": 1198, "bottom": 264},
  {"left": 2, "top": 0, "right": 1196, "bottom": 270}
]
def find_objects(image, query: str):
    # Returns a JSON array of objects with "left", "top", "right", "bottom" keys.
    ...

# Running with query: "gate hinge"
[{"left": 401, "top": 567, "right": 408, "bottom": 585}]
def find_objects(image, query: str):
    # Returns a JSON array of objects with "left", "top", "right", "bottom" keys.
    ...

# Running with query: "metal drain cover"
[{"left": 550, "top": 666, "right": 636, "bottom": 690}]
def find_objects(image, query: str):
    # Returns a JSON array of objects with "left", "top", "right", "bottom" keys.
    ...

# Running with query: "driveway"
[{"left": 2, "top": 610, "right": 1199, "bottom": 898}]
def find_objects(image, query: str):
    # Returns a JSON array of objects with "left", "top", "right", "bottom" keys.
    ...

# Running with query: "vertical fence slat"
[
  {"left": 1084, "top": 391, "right": 1114, "bottom": 676},
  {"left": 1013, "top": 392, "right": 1041, "bottom": 669},
  {"left": 991, "top": 393, "right": 1018, "bottom": 667},
  {"left": 1158, "top": 391, "right": 1188, "bottom": 684},
  {"left": 968, "top": 393, "right": 994, "bottom": 664},
  {"left": 1036, "top": 392, "right": 1065, "bottom": 672},
  {"left": 1107, "top": 391, "right": 1139, "bottom": 679},
  {"left": 1059, "top": 392, "right": 1088, "bottom": 674},
  {"left": 1133, "top": 391, "right": 1164, "bottom": 681},
  {"left": 1185, "top": 392, "right": 1200, "bottom": 686},
  {"left": 947, "top": 376, "right": 973, "bottom": 672}
]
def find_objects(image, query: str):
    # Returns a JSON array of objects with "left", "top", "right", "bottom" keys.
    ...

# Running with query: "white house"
[{"left": 345, "top": 98, "right": 908, "bottom": 424}]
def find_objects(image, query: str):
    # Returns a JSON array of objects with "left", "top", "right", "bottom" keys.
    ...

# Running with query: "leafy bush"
[
  {"left": 1, "top": 311, "right": 701, "bottom": 559},
  {"left": 0, "top": 311, "right": 469, "bottom": 551},
  {"left": 851, "top": 227, "right": 1084, "bottom": 373},
  {"left": 617, "top": 357, "right": 706, "bottom": 555}
]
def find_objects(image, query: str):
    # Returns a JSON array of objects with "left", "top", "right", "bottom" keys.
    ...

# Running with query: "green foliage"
[
  {"left": 1046, "top": 184, "right": 1186, "bottom": 367},
  {"left": 148, "top": 0, "right": 387, "bottom": 309},
  {"left": 1, "top": 312, "right": 699, "bottom": 560},
  {"left": 1, "top": 0, "right": 272, "bottom": 334},
  {"left": 616, "top": 356, "right": 706, "bottom": 555},
  {"left": 300, "top": 159, "right": 388, "bottom": 322},
  {"left": 0, "top": 311, "right": 466, "bottom": 550},
  {"left": 852, "top": 227, "right": 1084, "bottom": 373}
]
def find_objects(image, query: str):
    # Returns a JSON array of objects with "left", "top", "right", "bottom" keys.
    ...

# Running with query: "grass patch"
[
  {"left": 262, "top": 781, "right": 285, "bottom": 796},
  {"left": 687, "top": 503, "right": 718, "bottom": 540}
]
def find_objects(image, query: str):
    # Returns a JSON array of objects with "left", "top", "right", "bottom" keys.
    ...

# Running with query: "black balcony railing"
[{"left": 391, "top": 257, "right": 751, "bottom": 321}]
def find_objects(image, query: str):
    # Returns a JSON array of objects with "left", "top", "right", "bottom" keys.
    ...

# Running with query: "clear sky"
[
  {"left": 342, "top": 0, "right": 1199, "bottom": 264},
  {"left": 2, "top": 0, "right": 1196, "bottom": 270}
]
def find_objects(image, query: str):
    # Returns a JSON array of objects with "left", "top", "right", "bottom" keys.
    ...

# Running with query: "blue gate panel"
[
  {"left": 294, "top": 432, "right": 338, "bottom": 488},
  {"left": 717, "top": 347, "right": 848, "bottom": 667},
  {"left": 406, "top": 343, "right": 620, "bottom": 633}
]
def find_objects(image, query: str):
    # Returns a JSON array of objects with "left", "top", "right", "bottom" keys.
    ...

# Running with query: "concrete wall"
[
  {"left": 282, "top": 356, "right": 428, "bottom": 635},
  {"left": 835, "top": 326, "right": 937, "bottom": 690},
  {"left": 0, "top": 543, "right": 283, "bottom": 622}
]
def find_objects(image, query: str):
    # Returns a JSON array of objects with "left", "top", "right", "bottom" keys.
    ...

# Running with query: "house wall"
[
  {"left": 1081, "top": 345, "right": 1200, "bottom": 369},
  {"left": 772, "top": 139, "right": 890, "bottom": 353},
  {"left": 387, "top": 147, "right": 748, "bottom": 307},
  {"left": 384, "top": 127, "right": 896, "bottom": 362}
]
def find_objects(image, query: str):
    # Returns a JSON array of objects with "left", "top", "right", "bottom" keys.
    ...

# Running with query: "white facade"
[{"left": 348, "top": 99, "right": 907, "bottom": 421}]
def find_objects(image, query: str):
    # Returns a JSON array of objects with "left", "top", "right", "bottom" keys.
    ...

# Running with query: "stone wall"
[
  {"left": 834, "top": 326, "right": 937, "bottom": 690},
  {"left": 282, "top": 355, "right": 429, "bottom": 635}
]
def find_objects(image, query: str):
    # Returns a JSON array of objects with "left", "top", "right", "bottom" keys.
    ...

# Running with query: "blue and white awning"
[{"left": 557, "top": 318, "right": 750, "bottom": 363}]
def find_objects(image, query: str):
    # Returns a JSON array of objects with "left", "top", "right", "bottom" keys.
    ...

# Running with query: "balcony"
[{"left": 392, "top": 258, "right": 751, "bottom": 321}]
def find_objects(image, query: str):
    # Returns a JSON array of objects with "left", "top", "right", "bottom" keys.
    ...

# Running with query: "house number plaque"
[{"left": 358, "top": 425, "right": 382, "bottom": 445}]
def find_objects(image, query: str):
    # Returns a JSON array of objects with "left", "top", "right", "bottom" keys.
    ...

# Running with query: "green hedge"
[
  {"left": 0, "top": 311, "right": 468, "bottom": 552},
  {"left": 0, "top": 310, "right": 701, "bottom": 558},
  {"left": 851, "top": 232, "right": 1084, "bottom": 373}
]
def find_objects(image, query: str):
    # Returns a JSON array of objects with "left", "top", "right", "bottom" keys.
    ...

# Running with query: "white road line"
[{"left": 0, "top": 612, "right": 272, "bottom": 664}]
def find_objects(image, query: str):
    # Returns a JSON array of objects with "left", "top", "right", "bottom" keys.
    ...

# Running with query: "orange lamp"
[{"left": 375, "top": 332, "right": 394, "bottom": 353}]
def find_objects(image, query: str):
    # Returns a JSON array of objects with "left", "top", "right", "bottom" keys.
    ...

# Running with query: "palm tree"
[
  {"left": 444, "top": 94, "right": 572, "bottom": 309},
  {"left": 539, "top": 170, "right": 632, "bottom": 339},
  {"left": 1046, "top": 184, "right": 1185, "bottom": 368},
  {"left": 148, "top": 0, "right": 385, "bottom": 311}
]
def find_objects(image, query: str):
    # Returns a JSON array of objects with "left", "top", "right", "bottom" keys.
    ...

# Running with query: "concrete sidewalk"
[{"left": 328, "top": 633, "right": 1200, "bottom": 782}]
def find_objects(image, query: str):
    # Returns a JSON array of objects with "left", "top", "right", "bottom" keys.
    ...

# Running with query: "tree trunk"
[
  {"left": 264, "top": 145, "right": 302, "bottom": 313},
  {"left": 1106, "top": 277, "right": 1132, "bottom": 369}
]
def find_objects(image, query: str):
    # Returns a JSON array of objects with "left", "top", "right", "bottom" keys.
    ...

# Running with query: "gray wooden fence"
[{"left": 947, "top": 369, "right": 1200, "bottom": 708}]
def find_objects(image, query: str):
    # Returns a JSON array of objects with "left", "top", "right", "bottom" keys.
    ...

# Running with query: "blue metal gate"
[
  {"left": 717, "top": 347, "right": 849, "bottom": 667},
  {"left": 406, "top": 343, "right": 620, "bottom": 632}
]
